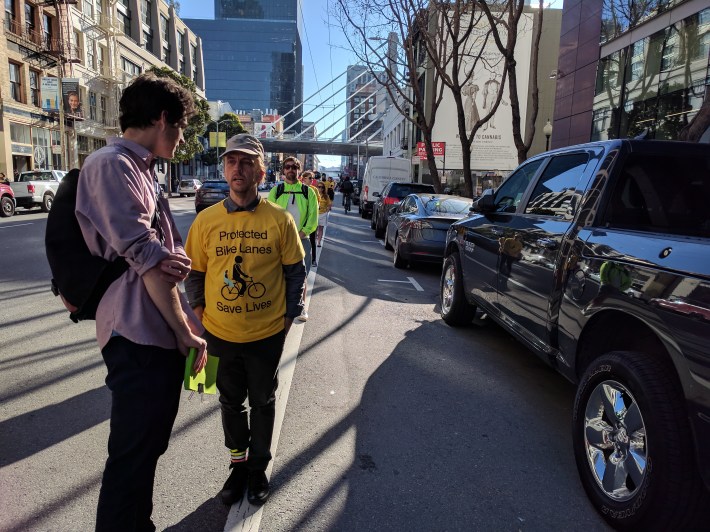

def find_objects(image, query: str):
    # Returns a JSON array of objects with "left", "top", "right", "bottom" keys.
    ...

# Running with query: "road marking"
[
  {"left": 377, "top": 277, "right": 425, "bottom": 292},
  {"left": 0, "top": 223, "right": 33, "bottom": 229},
  {"left": 360, "top": 240, "right": 380, "bottom": 243}
]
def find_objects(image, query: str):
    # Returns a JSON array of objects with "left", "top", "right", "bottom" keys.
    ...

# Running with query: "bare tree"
[
  {"left": 479, "top": 0, "right": 545, "bottom": 163},
  {"left": 333, "top": 0, "right": 449, "bottom": 192},
  {"left": 422, "top": 1, "right": 509, "bottom": 197}
]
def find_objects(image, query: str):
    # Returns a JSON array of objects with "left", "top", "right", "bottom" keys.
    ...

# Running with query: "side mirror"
[
  {"left": 373, "top": 192, "right": 381, "bottom": 198},
  {"left": 471, "top": 188, "right": 495, "bottom": 213},
  {"left": 388, "top": 205, "right": 399, "bottom": 215}
]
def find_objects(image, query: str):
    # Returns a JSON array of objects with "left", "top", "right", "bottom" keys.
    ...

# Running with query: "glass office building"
[
  {"left": 551, "top": 0, "right": 709, "bottom": 147},
  {"left": 185, "top": 0, "right": 303, "bottom": 129}
]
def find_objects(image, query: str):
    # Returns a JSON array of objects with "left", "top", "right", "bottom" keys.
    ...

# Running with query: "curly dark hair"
[{"left": 119, "top": 73, "right": 196, "bottom": 132}]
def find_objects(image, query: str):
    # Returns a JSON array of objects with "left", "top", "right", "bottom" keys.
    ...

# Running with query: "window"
[
  {"left": 25, "top": 3, "right": 35, "bottom": 34},
  {"left": 141, "top": 0, "right": 151, "bottom": 25},
  {"left": 491, "top": 159, "right": 545, "bottom": 213},
  {"left": 160, "top": 14, "right": 169, "bottom": 41},
  {"left": 29, "top": 69, "right": 40, "bottom": 106},
  {"left": 8, "top": 62, "right": 22, "bottom": 102},
  {"left": 143, "top": 29, "right": 153, "bottom": 52},
  {"left": 82, "top": 0, "right": 93, "bottom": 17},
  {"left": 97, "top": 45, "right": 106, "bottom": 75},
  {"left": 5, "top": 0, "right": 16, "bottom": 32},
  {"left": 121, "top": 56, "right": 141, "bottom": 77},
  {"left": 177, "top": 30, "right": 184, "bottom": 53},
  {"left": 524, "top": 154, "right": 589, "bottom": 219},
  {"left": 86, "top": 41, "right": 95, "bottom": 70},
  {"left": 179, "top": 59, "right": 184, "bottom": 74},
  {"left": 88, "top": 91, "right": 97, "bottom": 121},
  {"left": 42, "top": 13, "right": 52, "bottom": 47},
  {"left": 162, "top": 44, "right": 170, "bottom": 63},
  {"left": 603, "top": 152, "right": 710, "bottom": 238},
  {"left": 10, "top": 122, "right": 31, "bottom": 144},
  {"left": 77, "top": 134, "right": 89, "bottom": 152},
  {"left": 100, "top": 95, "right": 107, "bottom": 125}
]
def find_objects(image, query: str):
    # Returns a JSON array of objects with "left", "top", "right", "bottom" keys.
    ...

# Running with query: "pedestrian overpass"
[{"left": 259, "top": 138, "right": 382, "bottom": 157}]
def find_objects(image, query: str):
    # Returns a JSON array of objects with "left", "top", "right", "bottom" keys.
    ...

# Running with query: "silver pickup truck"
[{"left": 10, "top": 169, "right": 66, "bottom": 212}]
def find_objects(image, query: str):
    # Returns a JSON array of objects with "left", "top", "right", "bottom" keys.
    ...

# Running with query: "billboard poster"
[
  {"left": 431, "top": 12, "right": 534, "bottom": 173},
  {"left": 62, "top": 78, "right": 83, "bottom": 119},
  {"left": 41, "top": 77, "right": 59, "bottom": 112}
]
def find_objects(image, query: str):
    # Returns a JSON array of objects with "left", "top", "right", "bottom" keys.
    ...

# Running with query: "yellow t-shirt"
[
  {"left": 185, "top": 199, "right": 305, "bottom": 343},
  {"left": 317, "top": 194, "right": 332, "bottom": 214}
]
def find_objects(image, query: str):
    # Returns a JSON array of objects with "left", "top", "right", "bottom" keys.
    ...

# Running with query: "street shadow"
[
  {"left": 163, "top": 496, "right": 230, "bottom": 532},
  {"left": 271, "top": 318, "right": 609, "bottom": 530},
  {"left": 0, "top": 386, "right": 110, "bottom": 467}
]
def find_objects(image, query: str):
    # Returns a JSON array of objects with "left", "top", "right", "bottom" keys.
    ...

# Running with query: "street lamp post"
[{"left": 544, "top": 119, "right": 553, "bottom": 151}]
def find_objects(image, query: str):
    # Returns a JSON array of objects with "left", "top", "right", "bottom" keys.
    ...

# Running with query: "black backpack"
[
  {"left": 45, "top": 168, "right": 129, "bottom": 323},
  {"left": 275, "top": 182, "right": 310, "bottom": 200}
]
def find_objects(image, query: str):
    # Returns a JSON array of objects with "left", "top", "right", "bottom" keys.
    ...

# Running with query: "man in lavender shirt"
[{"left": 74, "top": 73, "right": 207, "bottom": 532}]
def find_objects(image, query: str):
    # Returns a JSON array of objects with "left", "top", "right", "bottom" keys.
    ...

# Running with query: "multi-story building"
[
  {"left": 0, "top": 0, "right": 205, "bottom": 179},
  {"left": 184, "top": 0, "right": 303, "bottom": 131},
  {"left": 551, "top": 0, "right": 709, "bottom": 148}
]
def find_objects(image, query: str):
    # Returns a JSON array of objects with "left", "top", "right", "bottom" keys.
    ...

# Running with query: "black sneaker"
[
  {"left": 219, "top": 464, "right": 248, "bottom": 506},
  {"left": 247, "top": 470, "right": 270, "bottom": 506}
]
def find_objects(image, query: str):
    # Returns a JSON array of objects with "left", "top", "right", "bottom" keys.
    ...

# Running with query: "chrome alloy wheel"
[
  {"left": 441, "top": 261, "right": 456, "bottom": 315},
  {"left": 583, "top": 379, "right": 647, "bottom": 501}
]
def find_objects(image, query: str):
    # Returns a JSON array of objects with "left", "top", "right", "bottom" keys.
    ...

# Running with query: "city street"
[{"left": 0, "top": 194, "right": 609, "bottom": 531}]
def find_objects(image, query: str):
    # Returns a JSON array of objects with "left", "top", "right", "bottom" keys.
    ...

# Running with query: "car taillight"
[
  {"left": 383, "top": 197, "right": 399, "bottom": 205},
  {"left": 27, "top": 184, "right": 35, "bottom": 194}
]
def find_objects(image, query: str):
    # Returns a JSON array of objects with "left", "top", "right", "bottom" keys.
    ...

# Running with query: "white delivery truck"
[{"left": 359, "top": 156, "right": 410, "bottom": 218}]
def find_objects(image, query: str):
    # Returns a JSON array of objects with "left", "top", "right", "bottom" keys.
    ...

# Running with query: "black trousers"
[
  {"left": 95, "top": 336, "right": 184, "bottom": 532},
  {"left": 205, "top": 329, "right": 286, "bottom": 472},
  {"left": 309, "top": 231, "right": 317, "bottom": 261}
]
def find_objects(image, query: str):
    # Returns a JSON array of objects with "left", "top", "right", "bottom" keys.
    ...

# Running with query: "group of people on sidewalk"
[{"left": 55, "top": 73, "right": 337, "bottom": 531}]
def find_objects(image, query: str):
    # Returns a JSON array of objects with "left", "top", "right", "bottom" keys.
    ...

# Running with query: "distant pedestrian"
[
  {"left": 315, "top": 181, "right": 331, "bottom": 250},
  {"left": 74, "top": 72, "right": 207, "bottom": 531},
  {"left": 300, "top": 171, "right": 318, "bottom": 266},
  {"left": 325, "top": 176, "right": 335, "bottom": 201},
  {"left": 268, "top": 157, "right": 318, "bottom": 321},
  {"left": 184, "top": 134, "right": 306, "bottom": 508}
]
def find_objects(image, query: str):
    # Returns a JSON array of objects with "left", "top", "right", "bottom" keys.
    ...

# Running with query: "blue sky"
[{"left": 178, "top": 0, "right": 357, "bottom": 166}]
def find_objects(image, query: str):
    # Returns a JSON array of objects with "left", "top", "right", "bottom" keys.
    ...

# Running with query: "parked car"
[
  {"left": 195, "top": 180, "right": 229, "bottom": 212},
  {"left": 10, "top": 169, "right": 67, "bottom": 212},
  {"left": 440, "top": 139, "right": 710, "bottom": 530},
  {"left": 0, "top": 182, "right": 16, "bottom": 217},
  {"left": 178, "top": 178, "right": 202, "bottom": 197},
  {"left": 371, "top": 182, "right": 436, "bottom": 238},
  {"left": 384, "top": 194, "right": 471, "bottom": 268}
]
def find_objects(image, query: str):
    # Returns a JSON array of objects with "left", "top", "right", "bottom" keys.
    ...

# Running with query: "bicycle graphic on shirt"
[{"left": 221, "top": 255, "right": 266, "bottom": 301}]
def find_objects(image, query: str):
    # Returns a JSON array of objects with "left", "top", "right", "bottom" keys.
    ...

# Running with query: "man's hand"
[
  {"left": 159, "top": 253, "right": 192, "bottom": 283},
  {"left": 59, "top": 293, "right": 78, "bottom": 313},
  {"left": 298, "top": 230, "right": 306, "bottom": 239},
  {"left": 192, "top": 305, "right": 204, "bottom": 323},
  {"left": 178, "top": 331, "right": 208, "bottom": 373}
]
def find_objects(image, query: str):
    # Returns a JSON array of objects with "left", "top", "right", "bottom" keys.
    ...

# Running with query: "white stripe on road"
[
  {"left": 0, "top": 223, "right": 33, "bottom": 229},
  {"left": 377, "top": 277, "right": 425, "bottom": 292}
]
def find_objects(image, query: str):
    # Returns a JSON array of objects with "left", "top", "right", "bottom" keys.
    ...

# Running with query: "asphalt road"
[{"left": 0, "top": 195, "right": 609, "bottom": 531}]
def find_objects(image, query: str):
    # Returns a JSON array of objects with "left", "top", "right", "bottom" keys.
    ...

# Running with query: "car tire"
[
  {"left": 393, "top": 234, "right": 407, "bottom": 269},
  {"left": 374, "top": 213, "right": 385, "bottom": 238},
  {"left": 370, "top": 210, "right": 377, "bottom": 230},
  {"left": 440, "top": 251, "right": 476, "bottom": 326},
  {"left": 41, "top": 193, "right": 53, "bottom": 213},
  {"left": 384, "top": 232, "right": 393, "bottom": 251},
  {"left": 179, "top": 193, "right": 184, "bottom": 197},
  {"left": 572, "top": 351, "right": 708, "bottom": 530},
  {"left": 1, "top": 196, "right": 15, "bottom": 217}
]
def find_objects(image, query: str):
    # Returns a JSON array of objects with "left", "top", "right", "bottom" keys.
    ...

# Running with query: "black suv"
[
  {"left": 194, "top": 180, "right": 229, "bottom": 213},
  {"left": 371, "top": 182, "right": 435, "bottom": 238},
  {"left": 441, "top": 140, "right": 710, "bottom": 529}
]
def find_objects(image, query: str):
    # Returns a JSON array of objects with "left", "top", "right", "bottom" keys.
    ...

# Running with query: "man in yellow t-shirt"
[{"left": 184, "top": 134, "right": 305, "bottom": 508}]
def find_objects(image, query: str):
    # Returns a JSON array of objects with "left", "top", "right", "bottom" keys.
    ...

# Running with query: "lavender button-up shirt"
[{"left": 76, "top": 137, "right": 195, "bottom": 350}]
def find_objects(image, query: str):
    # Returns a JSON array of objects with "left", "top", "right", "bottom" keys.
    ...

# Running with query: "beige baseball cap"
[{"left": 220, "top": 133, "right": 264, "bottom": 159}]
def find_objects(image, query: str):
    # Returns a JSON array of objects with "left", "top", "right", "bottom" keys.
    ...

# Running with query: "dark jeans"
[
  {"left": 96, "top": 336, "right": 184, "bottom": 532},
  {"left": 205, "top": 329, "right": 286, "bottom": 472},
  {"left": 309, "top": 231, "right": 317, "bottom": 261}
]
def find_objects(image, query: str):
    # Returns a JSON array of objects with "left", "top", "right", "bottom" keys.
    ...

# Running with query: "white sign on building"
[{"left": 432, "top": 11, "right": 534, "bottom": 173}]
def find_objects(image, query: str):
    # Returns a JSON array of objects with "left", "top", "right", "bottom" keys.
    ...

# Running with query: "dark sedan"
[
  {"left": 384, "top": 194, "right": 471, "bottom": 268},
  {"left": 195, "top": 180, "right": 229, "bottom": 212}
]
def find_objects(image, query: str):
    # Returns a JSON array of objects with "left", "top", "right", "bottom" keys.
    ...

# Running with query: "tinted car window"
[
  {"left": 422, "top": 197, "right": 471, "bottom": 214},
  {"left": 603, "top": 152, "right": 710, "bottom": 238},
  {"left": 494, "top": 159, "right": 544, "bottom": 212},
  {"left": 389, "top": 183, "right": 435, "bottom": 199},
  {"left": 524, "top": 153, "right": 589, "bottom": 220}
]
